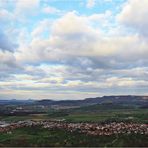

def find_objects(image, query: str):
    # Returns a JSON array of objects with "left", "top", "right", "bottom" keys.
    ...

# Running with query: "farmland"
[
  {"left": 0, "top": 96, "right": 148, "bottom": 147},
  {"left": 0, "top": 126, "right": 147, "bottom": 147}
]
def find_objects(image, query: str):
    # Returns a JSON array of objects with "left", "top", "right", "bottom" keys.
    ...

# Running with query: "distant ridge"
[
  {"left": 0, "top": 99, "right": 34, "bottom": 105},
  {"left": 36, "top": 95, "right": 148, "bottom": 107},
  {"left": 0, "top": 95, "right": 147, "bottom": 107}
]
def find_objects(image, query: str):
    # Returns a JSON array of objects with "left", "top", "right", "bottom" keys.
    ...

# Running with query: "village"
[{"left": 0, "top": 120, "right": 148, "bottom": 136}]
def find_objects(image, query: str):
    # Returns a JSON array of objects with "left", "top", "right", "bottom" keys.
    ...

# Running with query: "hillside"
[{"left": 36, "top": 95, "right": 148, "bottom": 108}]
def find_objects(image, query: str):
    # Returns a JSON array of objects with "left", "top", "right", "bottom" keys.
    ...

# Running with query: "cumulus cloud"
[
  {"left": 1, "top": 0, "right": 148, "bottom": 99},
  {"left": 118, "top": 0, "right": 148, "bottom": 36},
  {"left": 88, "top": 10, "right": 112, "bottom": 24},
  {"left": 15, "top": 11, "right": 148, "bottom": 67},
  {"left": 31, "top": 19, "right": 51, "bottom": 38},
  {"left": 15, "top": 11, "right": 116, "bottom": 64}
]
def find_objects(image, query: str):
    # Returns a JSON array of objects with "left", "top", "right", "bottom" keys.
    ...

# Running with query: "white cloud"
[
  {"left": 1, "top": 1, "right": 148, "bottom": 99},
  {"left": 31, "top": 19, "right": 51, "bottom": 37},
  {"left": 0, "top": 9, "right": 13, "bottom": 22},
  {"left": 15, "top": 11, "right": 117, "bottom": 64},
  {"left": 42, "top": 6, "right": 61, "bottom": 15},
  {"left": 15, "top": 0, "right": 40, "bottom": 11},
  {"left": 14, "top": 0, "right": 40, "bottom": 17},
  {"left": 118, "top": 0, "right": 148, "bottom": 36},
  {"left": 15, "top": 11, "right": 148, "bottom": 65},
  {"left": 88, "top": 10, "right": 112, "bottom": 23},
  {"left": 86, "top": 0, "right": 95, "bottom": 8},
  {"left": 49, "top": 11, "right": 119, "bottom": 57},
  {"left": 105, "top": 77, "right": 147, "bottom": 87},
  {"left": 104, "top": 0, "right": 112, "bottom": 2}
]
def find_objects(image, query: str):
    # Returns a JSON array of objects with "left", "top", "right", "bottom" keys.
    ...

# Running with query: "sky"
[{"left": 0, "top": 0, "right": 148, "bottom": 100}]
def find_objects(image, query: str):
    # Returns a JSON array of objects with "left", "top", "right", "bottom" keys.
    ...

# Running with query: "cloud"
[
  {"left": 1, "top": 1, "right": 148, "bottom": 99},
  {"left": 31, "top": 19, "right": 51, "bottom": 38},
  {"left": 1, "top": 61, "right": 147, "bottom": 100},
  {"left": 105, "top": 77, "right": 147, "bottom": 87},
  {"left": 15, "top": 11, "right": 148, "bottom": 67},
  {"left": 0, "top": 30, "right": 17, "bottom": 52},
  {"left": 49, "top": 12, "right": 148, "bottom": 62},
  {"left": 13, "top": 0, "right": 40, "bottom": 21},
  {"left": 118, "top": 0, "right": 148, "bottom": 36},
  {"left": 0, "top": 50, "right": 22, "bottom": 80},
  {"left": 42, "top": 6, "right": 62, "bottom": 15},
  {"left": 88, "top": 10, "right": 112, "bottom": 24},
  {"left": 0, "top": 8, "right": 13, "bottom": 22},
  {"left": 15, "top": 11, "right": 116, "bottom": 64},
  {"left": 15, "top": 0, "right": 40, "bottom": 13},
  {"left": 86, "top": 0, "right": 95, "bottom": 8},
  {"left": 104, "top": 0, "right": 112, "bottom": 2}
]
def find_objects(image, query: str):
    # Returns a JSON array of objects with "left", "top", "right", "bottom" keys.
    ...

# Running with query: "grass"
[
  {"left": 0, "top": 114, "right": 49, "bottom": 122},
  {"left": 1, "top": 108, "right": 148, "bottom": 123},
  {"left": 47, "top": 108, "right": 148, "bottom": 123},
  {"left": 64, "top": 113, "right": 112, "bottom": 122},
  {"left": 0, "top": 104, "right": 147, "bottom": 147},
  {"left": 0, "top": 126, "right": 147, "bottom": 147}
]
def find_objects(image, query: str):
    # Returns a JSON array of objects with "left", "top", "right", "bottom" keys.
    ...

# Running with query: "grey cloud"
[
  {"left": 0, "top": 50, "right": 23, "bottom": 80},
  {"left": 0, "top": 30, "right": 17, "bottom": 52}
]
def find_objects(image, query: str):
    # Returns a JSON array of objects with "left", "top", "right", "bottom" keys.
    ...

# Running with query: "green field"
[
  {"left": 0, "top": 108, "right": 148, "bottom": 123},
  {"left": 47, "top": 107, "right": 148, "bottom": 123},
  {"left": 0, "top": 104, "right": 148, "bottom": 147},
  {"left": 0, "top": 114, "right": 49, "bottom": 122},
  {"left": 0, "top": 126, "right": 147, "bottom": 147},
  {"left": 64, "top": 110, "right": 148, "bottom": 123}
]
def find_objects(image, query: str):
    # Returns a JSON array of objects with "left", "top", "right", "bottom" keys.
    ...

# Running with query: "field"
[
  {"left": 0, "top": 108, "right": 148, "bottom": 123},
  {"left": 47, "top": 104, "right": 148, "bottom": 123},
  {"left": 63, "top": 109, "right": 148, "bottom": 123},
  {"left": 0, "top": 114, "right": 49, "bottom": 122},
  {"left": 0, "top": 103, "right": 148, "bottom": 147},
  {"left": 0, "top": 126, "right": 147, "bottom": 147}
]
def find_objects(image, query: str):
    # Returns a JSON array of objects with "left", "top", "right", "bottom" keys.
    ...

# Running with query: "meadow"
[
  {"left": 0, "top": 103, "right": 147, "bottom": 147},
  {"left": 0, "top": 126, "right": 147, "bottom": 147},
  {"left": 1, "top": 106, "right": 148, "bottom": 123}
]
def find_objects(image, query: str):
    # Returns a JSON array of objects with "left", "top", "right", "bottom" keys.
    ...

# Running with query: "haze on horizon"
[{"left": 0, "top": 0, "right": 148, "bottom": 100}]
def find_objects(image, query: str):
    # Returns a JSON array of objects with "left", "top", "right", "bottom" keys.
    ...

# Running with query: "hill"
[{"left": 36, "top": 95, "right": 148, "bottom": 108}]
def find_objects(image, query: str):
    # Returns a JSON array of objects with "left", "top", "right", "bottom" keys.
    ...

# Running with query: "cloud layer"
[{"left": 0, "top": 0, "right": 148, "bottom": 100}]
